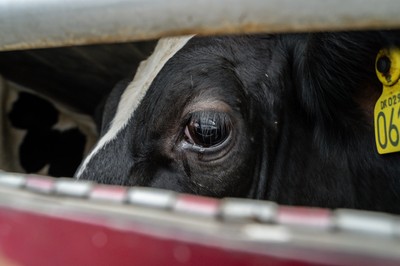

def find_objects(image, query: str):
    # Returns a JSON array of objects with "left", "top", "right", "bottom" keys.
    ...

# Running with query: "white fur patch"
[{"left": 76, "top": 35, "right": 194, "bottom": 178}]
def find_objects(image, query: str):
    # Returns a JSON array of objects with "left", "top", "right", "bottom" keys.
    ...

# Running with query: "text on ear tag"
[{"left": 374, "top": 48, "right": 400, "bottom": 154}]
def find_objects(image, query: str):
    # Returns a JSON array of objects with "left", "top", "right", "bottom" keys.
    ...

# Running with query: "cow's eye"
[{"left": 184, "top": 111, "right": 231, "bottom": 148}]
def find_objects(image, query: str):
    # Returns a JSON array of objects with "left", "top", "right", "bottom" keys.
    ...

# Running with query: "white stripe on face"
[{"left": 76, "top": 35, "right": 194, "bottom": 178}]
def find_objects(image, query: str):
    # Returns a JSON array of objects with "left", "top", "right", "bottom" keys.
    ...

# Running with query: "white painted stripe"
[{"left": 76, "top": 35, "right": 194, "bottom": 178}]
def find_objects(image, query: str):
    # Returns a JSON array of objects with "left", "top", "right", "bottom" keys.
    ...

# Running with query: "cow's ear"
[{"left": 292, "top": 31, "right": 398, "bottom": 125}]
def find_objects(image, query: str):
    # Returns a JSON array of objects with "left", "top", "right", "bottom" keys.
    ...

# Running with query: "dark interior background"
[{"left": 0, "top": 41, "right": 157, "bottom": 117}]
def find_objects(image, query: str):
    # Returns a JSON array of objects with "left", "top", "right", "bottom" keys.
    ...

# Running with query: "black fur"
[
  {"left": 9, "top": 92, "right": 86, "bottom": 177},
  {"left": 78, "top": 31, "right": 400, "bottom": 214}
]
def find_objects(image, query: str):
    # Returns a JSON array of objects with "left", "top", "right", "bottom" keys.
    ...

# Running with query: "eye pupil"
[{"left": 186, "top": 112, "right": 230, "bottom": 148}]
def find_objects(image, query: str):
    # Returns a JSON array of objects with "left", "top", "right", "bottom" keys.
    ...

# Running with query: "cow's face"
[
  {"left": 76, "top": 33, "right": 400, "bottom": 213},
  {"left": 77, "top": 36, "right": 280, "bottom": 197}
]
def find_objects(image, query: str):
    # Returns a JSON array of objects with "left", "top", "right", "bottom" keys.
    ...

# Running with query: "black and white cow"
[
  {"left": 0, "top": 42, "right": 154, "bottom": 177},
  {"left": 76, "top": 31, "right": 400, "bottom": 214},
  {"left": 0, "top": 77, "right": 97, "bottom": 177}
]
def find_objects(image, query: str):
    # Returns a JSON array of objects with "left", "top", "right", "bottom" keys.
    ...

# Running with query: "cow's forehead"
[{"left": 76, "top": 35, "right": 194, "bottom": 178}]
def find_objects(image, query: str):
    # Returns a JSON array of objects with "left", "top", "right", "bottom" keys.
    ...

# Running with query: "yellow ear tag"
[{"left": 374, "top": 48, "right": 400, "bottom": 154}]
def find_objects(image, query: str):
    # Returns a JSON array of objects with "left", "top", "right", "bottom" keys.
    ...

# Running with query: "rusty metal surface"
[{"left": 0, "top": 0, "right": 399, "bottom": 51}]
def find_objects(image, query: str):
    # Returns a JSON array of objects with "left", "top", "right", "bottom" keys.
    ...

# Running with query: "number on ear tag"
[{"left": 374, "top": 48, "right": 400, "bottom": 154}]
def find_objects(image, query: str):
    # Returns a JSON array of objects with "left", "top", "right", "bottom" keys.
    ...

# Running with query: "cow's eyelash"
[
  {"left": 188, "top": 111, "right": 231, "bottom": 126},
  {"left": 181, "top": 110, "right": 232, "bottom": 137}
]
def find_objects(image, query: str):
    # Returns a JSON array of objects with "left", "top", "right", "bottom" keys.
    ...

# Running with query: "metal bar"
[
  {"left": 1, "top": 171, "right": 400, "bottom": 266},
  {"left": 1, "top": 172, "right": 400, "bottom": 265},
  {"left": 0, "top": 0, "right": 399, "bottom": 51}
]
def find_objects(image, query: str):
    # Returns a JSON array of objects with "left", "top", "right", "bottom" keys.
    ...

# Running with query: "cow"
[
  {"left": 0, "top": 42, "right": 154, "bottom": 177},
  {"left": 76, "top": 31, "right": 400, "bottom": 214},
  {"left": 0, "top": 77, "right": 97, "bottom": 177}
]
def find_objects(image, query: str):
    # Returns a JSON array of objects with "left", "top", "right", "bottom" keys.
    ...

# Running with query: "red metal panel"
[
  {"left": 1, "top": 173, "right": 400, "bottom": 266},
  {"left": 0, "top": 206, "right": 307, "bottom": 266}
]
